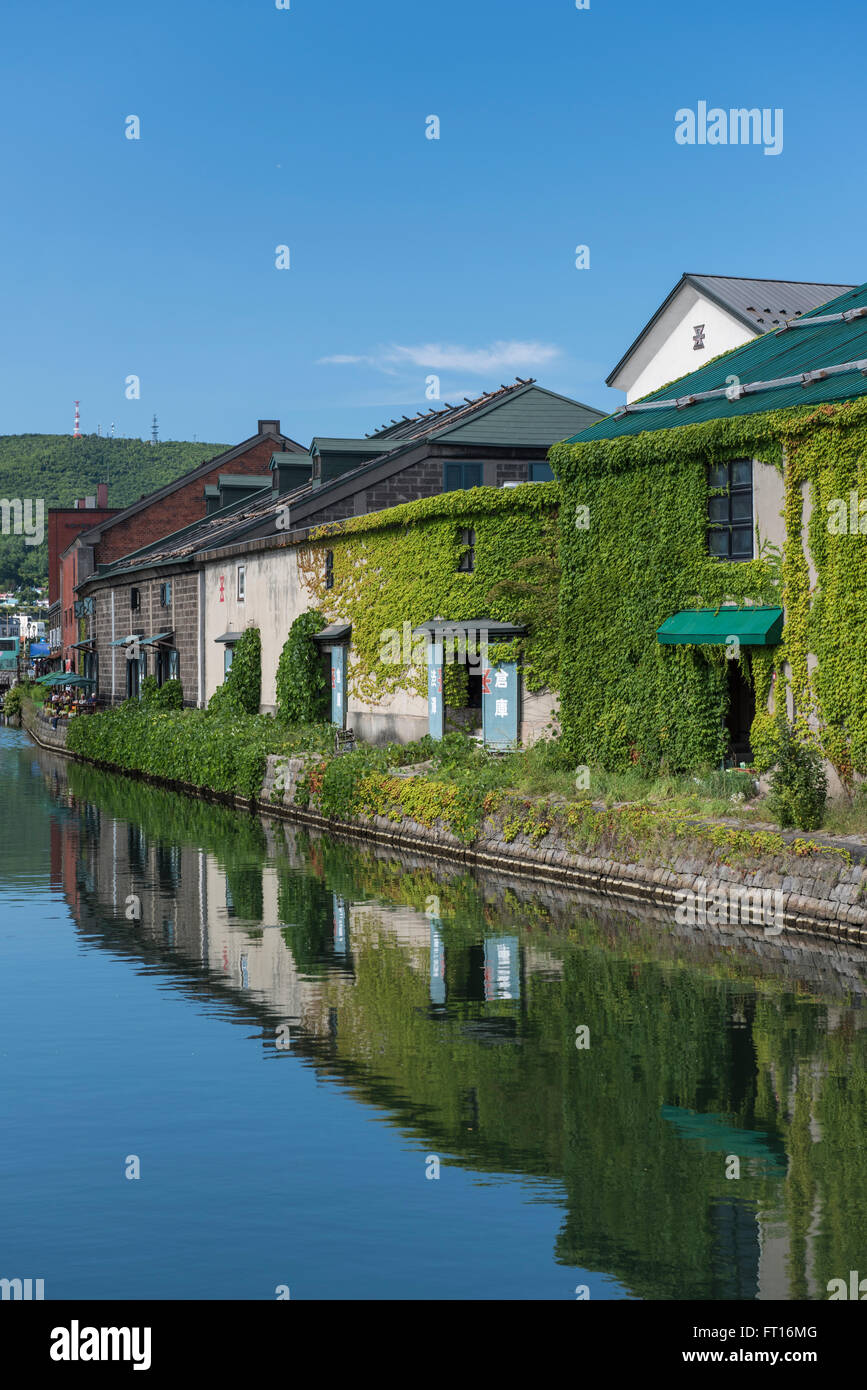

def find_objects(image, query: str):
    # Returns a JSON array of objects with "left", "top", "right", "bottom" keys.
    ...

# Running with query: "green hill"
[{"left": 0, "top": 433, "right": 228, "bottom": 590}]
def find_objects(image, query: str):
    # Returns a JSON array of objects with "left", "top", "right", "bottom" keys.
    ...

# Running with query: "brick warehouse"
[
  {"left": 87, "top": 567, "right": 200, "bottom": 707},
  {"left": 57, "top": 420, "right": 304, "bottom": 675},
  {"left": 75, "top": 379, "right": 604, "bottom": 719}
]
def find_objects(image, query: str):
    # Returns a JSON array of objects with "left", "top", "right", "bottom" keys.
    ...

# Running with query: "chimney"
[
  {"left": 97, "top": 483, "right": 108, "bottom": 508},
  {"left": 258, "top": 419, "right": 280, "bottom": 436}
]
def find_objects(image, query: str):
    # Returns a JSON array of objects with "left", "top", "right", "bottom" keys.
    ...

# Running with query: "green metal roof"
[
  {"left": 217, "top": 474, "right": 271, "bottom": 488},
  {"left": 657, "top": 607, "right": 783, "bottom": 646},
  {"left": 310, "top": 437, "right": 401, "bottom": 454},
  {"left": 567, "top": 282, "right": 867, "bottom": 442}
]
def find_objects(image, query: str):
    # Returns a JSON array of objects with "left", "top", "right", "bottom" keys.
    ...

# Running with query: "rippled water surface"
[{"left": 2, "top": 725, "right": 866, "bottom": 1300}]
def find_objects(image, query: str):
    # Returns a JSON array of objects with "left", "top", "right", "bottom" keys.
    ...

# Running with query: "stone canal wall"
[
  {"left": 21, "top": 706, "right": 867, "bottom": 948},
  {"left": 21, "top": 703, "right": 71, "bottom": 753}
]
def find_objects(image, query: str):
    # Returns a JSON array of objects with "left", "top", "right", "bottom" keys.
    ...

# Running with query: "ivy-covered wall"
[
  {"left": 551, "top": 398, "right": 867, "bottom": 778},
  {"left": 298, "top": 484, "right": 561, "bottom": 705},
  {"left": 550, "top": 414, "right": 782, "bottom": 773}
]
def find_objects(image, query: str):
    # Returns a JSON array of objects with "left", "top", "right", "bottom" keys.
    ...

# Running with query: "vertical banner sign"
[
  {"left": 330, "top": 645, "right": 346, "bottom": 728},
  {"left": 483, "top": 936, "right": 521, "bottom": 1001},
  {"left": 427, "top": 640, "right": 444, "bottom": 740},
  {"left": 429, "top": 919, "right": 446, "bottom": 1005},
  {"left": 482, "top": 662, "right": 520, "bottom": 749}
]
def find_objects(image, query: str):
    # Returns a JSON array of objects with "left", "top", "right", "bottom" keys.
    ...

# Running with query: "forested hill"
[{"left": 0, "top": 434, "right": 227, "bottom": 589}]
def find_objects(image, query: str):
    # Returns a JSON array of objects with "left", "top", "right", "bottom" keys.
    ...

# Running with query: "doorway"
[{"left": 725, "top": 659, "right": 755, "bottom": 766}]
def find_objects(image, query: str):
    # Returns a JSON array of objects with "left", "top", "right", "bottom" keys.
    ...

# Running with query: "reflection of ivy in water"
[
  {"left": 66, "top": 759, "right": 268, "bottom": 922},
  {"left": 274, "top": 848, "right": 334, "bottom": 975}
]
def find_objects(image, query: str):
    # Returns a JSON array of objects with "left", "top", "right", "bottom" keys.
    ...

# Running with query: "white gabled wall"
[{"left": 614, "top": 285, "right": 755, "bottom": 402}]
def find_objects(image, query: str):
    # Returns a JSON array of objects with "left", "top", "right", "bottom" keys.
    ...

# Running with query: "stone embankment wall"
[{"left": 21, "top": 704, "right": 70, "bottom": 752}]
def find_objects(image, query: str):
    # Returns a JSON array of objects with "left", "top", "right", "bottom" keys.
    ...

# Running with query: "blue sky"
[{"left": 1, "top": 0, "right": 862, "bottom": 446}]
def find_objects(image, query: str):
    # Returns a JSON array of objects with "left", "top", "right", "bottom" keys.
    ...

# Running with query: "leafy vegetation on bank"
[
  {"left": 62, "top": 701, "right": 850, "bottom": 856},
  {"left": 66, "top": 704, "right": 335, "bottom": 799}
]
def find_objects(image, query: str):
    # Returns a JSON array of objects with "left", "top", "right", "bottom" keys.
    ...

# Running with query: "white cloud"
[{"left": 317, "top": 339, "right": 561, "bottom": 375}]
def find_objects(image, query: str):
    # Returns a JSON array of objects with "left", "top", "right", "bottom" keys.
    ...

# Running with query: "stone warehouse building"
[
  {"left": 553, "top": 280, "right": 867, "bottom": 789},
  {"left": 74, "top": 380, "right": 603, "bottom": 740}
]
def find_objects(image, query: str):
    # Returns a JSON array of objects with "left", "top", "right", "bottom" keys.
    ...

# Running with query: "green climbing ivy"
[
  {"left": 298, "top": 484, "right": 561, "bottom": 704},
  {"left": 208, "top": 627, "right": 261, "bottom": 716},
  {"left": 551, "top": 395, "right": 867, "bottom": 781},
  {"left": 276, "top": 609, "right": 329, "bottom": 724}
]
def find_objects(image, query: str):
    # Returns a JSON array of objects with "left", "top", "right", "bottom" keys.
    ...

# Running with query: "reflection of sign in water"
[
  {"left": 483, "top": 936, "right": 520, "bottom": 1001},
  {"left": 429, "top": 920, "right": 446, "bottom": 1005},
  {"left": 333, "top": 894, "right": 349, "bottom": 954}
]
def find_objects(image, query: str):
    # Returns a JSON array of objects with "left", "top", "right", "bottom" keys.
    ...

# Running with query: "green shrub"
[
  {"left": 208, "top": 628, "right": 261, "bottom": 716},
  {"left": 767, "top": 717, "right": 827, "bottom": 830},
  {"left": 66, "top": 705, "right": 336, "bottom": 801},
  {"left": 139, "top": 675, "right": 160, "bottom": 705},
  {"left": 276, "top": 610, "right": 329, "bottom": 724},
  {"left": 151, "top": 678, "right": 183, "bottom": 710},
  {"left": 3, "top": 685, "right": 24, "bottom": 718}
]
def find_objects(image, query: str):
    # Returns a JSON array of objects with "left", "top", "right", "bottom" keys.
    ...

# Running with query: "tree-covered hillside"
[{"left": 0, "top": 434, "right": 227, "bottom": 590}]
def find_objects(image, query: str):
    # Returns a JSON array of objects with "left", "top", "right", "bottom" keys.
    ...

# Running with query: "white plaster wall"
[
  {"left": 616, "top": 286, "right": 755, "bottom": 402},
  {"left": 202, "top": 547, "right": 307, "bottom": 711},
  {"left": 753, "top": 460, "right": 786, "bottom": 552},
  {"left": 522, "top": 689, "right": 560, "bottom": 745}
]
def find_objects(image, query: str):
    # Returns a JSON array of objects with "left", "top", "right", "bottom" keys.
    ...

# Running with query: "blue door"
[{"left": 482, "top": 662, "right": 520, "bottom": 749}]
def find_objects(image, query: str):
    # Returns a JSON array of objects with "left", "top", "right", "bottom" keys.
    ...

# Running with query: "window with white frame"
[{"left": 237, "top": 565, "right": 246, "bottom": 601}]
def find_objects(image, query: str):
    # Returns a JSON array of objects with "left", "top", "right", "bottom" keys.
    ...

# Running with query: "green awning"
[
  {"left": 139, "top": 632, "right": 173, "bottom": 646},
  {"left": 109, "top": 634, "right": 136, "bottom": 648},
  {"left": 657, "top": 607, "right": 783, "bottom": 647}
]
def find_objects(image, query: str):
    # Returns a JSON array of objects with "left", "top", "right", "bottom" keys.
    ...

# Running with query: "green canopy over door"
[{"left": 656, "top": 607, "right": 783, "bottom": 647}]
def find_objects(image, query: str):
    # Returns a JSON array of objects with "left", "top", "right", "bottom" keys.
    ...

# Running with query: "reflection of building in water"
[{"left": 43, "top": 769, "right": 854, "bottom": 1303}]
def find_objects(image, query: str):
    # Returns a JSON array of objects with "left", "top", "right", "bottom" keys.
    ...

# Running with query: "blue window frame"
[
  {"left": 443, "top": 462, "right": 483, "bottom": 492},
  {"left": 529, "top": 461, "right": 554, "bottom": 482}
]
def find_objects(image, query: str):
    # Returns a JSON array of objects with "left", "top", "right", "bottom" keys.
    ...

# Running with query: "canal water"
[{"left": 2, "top": 723, "right": 866, "bottom": 1301}]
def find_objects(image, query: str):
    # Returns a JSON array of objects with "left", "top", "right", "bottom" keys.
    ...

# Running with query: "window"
[
  {"left": 325, "top": 550, "right": 334, "bottom": 590},
  {"left": 224, "top": 644, "right": 234, "bottom": 677},
  {"left": 457, "top": 527, "right": 475, "bottom": 573},
  {"left": 237, "top": 566, "right": 246, "bottom": 601},
  {"left": 167, "top": 648, "right": 179, "bottom": 681},
  {"left": 130, "top": 587, "right": 140, "bottom": 611},
  {"left": 160, "top": 581, "right": 172, "bottom": 607},
  {"left": 443, "top": 462, "right": 483, "bottom": 492},
  {"left": 707, "top": 459, "right": 753, "bottom": 560},
  {"left": 529, "top": 461, "right": 554, "bottom": 482}
]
